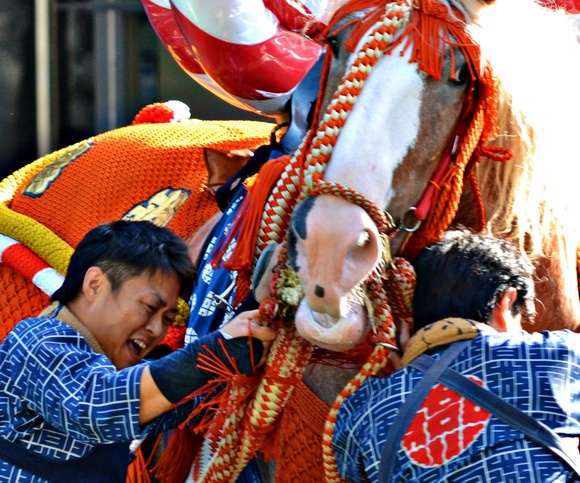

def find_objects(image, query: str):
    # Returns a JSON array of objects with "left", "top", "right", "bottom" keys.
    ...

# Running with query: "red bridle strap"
[{"left": 409, "top": 84, "right": 476, "bottom": 222}]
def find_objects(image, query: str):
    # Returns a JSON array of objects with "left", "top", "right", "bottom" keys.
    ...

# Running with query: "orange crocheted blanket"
[{"left": 0, "top": 117, "right": 273, "bottom": 342}]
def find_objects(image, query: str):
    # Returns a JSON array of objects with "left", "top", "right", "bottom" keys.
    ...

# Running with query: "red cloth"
[{"left": 538, "top": 0, "right": 580, "bottom": 14}]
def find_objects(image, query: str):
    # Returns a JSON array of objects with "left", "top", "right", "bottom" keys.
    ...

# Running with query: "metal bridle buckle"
[
  {"left": 212, "top": 273, "right": 237, "bottom": 315},
  {"left": 400, "top": 207, "right": 422, "bottom": 233}
]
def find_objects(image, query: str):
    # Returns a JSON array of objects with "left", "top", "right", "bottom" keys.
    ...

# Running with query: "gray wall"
[
  {"left": 0, "top": 1, "right": 36, "bottom": 180},
  {"left": 0, "top": 0, "right": 270, "bottom": 182}
]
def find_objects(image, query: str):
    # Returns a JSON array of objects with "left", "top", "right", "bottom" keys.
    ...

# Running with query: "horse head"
[{"left": 254, "top": 0, "right": 580, "bottom": 351}]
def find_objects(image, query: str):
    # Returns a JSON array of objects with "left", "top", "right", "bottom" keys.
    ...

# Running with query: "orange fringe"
[
  {"left": 210, "top": 155, "right": 292, "bottom": 307},
  {"left": 328, "top": 0, "right": 481, "bottom": 83},
  {"left": 272, "top": 380, "right": 330, "bottom": 482},
  {"left": 126, "top": 447, "right": 151, "bottom": 483},
  {"left": 126, "top": 435, "right": 163, "bottom": 483},
  {"left": 151, "top": 338, "right": 262, "bottom": 483},
  {"left": 402, "top": 2, "right": 480, "bottom": 82},
  {"left": 151, "top": 427, "right": 202, "bottom": 483},
  {"left": 325, "top": 0, "right": 387, "bottom": 52}
]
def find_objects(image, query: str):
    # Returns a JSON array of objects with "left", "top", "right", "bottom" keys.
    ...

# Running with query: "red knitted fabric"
[
  {"left": 0, "top": 265, "right": 49, "bottom": 342},
  {"left": 275, "top": 380, "right": 331, "bottom": 482},
  {"left": 10, "top": 121, "right": 273, "bottom": 247},
  {"left": 1, "top": 119, "right": 273, "bottom": 344}
]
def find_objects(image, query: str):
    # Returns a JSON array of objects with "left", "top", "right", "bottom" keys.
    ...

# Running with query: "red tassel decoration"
[
  {"left": 210, "top": 155, "right": 292, "bottom": 306},
  {"left": 151, "top": 427, "right": 202, "bottom": 483}
]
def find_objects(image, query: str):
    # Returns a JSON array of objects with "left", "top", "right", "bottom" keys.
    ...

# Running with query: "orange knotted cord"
[{"left": 403, "top": 67, "right": 513, "bottom": 258}]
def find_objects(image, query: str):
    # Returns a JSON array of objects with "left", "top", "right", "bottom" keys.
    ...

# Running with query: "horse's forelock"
[{"left": 327, "top": 1, "right": 486, "bottom": 84}]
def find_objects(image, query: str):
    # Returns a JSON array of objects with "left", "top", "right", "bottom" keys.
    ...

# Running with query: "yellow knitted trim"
[
  {"left": 0, "top": 142, "right": 86, "bottom": 275},
  {"left": 401, "top": 317, "right": 496, "bottom": 366},
  {"left": 174, "top": 298, "right": 191, "bottom": 327}
]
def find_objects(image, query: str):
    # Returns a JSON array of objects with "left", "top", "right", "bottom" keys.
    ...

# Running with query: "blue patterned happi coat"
[
  {"left": 185, "top": 145, "right": 284, "bottom": 483},
  {"left": 0, "top": 311, "right": 198, "bottom": 482},
  {"left": 333, "top": 329, "right": 580, "bottom": 483}
]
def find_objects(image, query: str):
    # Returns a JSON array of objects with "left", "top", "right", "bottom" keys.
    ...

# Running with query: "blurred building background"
[{"left": 0, "top": 0, "right": 267, "bottom": 181}]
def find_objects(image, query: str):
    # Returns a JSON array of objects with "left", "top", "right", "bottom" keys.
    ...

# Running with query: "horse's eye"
[
  {"left": 449, "top": 63, "right": 470, "bottom": 86},
  {"left": 326, "top": 35, "right": 340, "bottom": 58}
]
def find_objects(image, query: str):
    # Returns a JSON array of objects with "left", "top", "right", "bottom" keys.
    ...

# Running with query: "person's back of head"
[
  {"left": 412, "top": 228, "right": 536, "bottom": 331},
  {"left": 52, "top": 220, "right": 196, "bottom": 305}
]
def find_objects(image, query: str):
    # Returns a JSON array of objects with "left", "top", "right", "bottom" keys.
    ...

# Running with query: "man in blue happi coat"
[
  {"left": 333, "top": 229, "right": 580, "bottom": 482},
  {"left": 0, "top": 220, "right": 275, "bottom": 482}
]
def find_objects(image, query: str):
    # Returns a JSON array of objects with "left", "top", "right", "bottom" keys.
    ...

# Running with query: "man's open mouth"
[{"left": 129, "top": 338, "right": 146, "bottom": 357}]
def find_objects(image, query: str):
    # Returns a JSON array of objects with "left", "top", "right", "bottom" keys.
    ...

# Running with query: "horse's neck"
[{"left": 302, "top": 364, "right": 361, "bottom": 407}]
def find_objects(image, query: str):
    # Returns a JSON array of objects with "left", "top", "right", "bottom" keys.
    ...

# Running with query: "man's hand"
[{"left": 219, "top": 309, "right": 276, "bottom": 367}]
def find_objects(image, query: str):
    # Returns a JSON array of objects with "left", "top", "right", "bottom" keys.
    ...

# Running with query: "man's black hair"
[
  {"left": 52, "top": 220, "right": 196, "bottom": 304},
  {"left": 412, "top": 228, "right": 536, "bottom": 330}
]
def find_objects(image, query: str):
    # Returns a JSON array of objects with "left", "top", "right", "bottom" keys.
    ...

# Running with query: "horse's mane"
[{"left": 460, "top": 0, "right": 580, "bottom": 264}]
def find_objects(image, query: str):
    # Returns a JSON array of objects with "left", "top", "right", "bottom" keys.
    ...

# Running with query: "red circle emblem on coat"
[{"left": 402, "top": 376, "right": 491, "bottom": 466}]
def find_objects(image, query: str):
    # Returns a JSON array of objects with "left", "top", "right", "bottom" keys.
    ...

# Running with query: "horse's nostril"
[{"left": 314, "top": 284, "right": 325, "bottom": 298}]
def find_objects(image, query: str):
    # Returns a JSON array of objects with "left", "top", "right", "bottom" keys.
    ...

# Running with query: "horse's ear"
[
  {"left": 204, "top": 148, "right": 253, "bottom": 195},
  {"left": 252, "top": 243, "right": 281, "bottom": 302}
]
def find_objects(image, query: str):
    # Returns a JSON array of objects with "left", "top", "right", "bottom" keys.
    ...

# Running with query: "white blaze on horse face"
[
  {"left": 289, "top": 49, "right": 424, "bottom": 350},
  {"left": 324, "top": 44, "right": 423, "bottom": 209}
]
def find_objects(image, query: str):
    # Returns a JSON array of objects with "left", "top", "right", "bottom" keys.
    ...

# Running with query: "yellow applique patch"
[
  {"left": 23, "top": 141, "right": 93, "bottom": 197},
  {"left": 123, "top": 188, "right": 190, "bottom": 227}
]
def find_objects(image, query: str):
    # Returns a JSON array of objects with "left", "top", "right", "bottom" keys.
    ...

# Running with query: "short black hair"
[
  {"left": 412, "top": 228, "right": 536, "bottom": 330},
  {"left": 52, "top": 220, "right": 196, "bottom": 304}
]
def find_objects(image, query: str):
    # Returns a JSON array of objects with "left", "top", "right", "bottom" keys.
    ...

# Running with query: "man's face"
[{"left": 88, "top": 269, "right": 181, "bottom": 369}]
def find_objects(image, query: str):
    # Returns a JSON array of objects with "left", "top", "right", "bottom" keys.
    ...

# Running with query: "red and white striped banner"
[
  {"left": 0, "top": 234, "right": 64, "bottom": 296},
  {"left": 142, "top": 0, "right": 339, "bottom": 115}
]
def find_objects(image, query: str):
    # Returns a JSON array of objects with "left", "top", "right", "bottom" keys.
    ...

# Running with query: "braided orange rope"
[
  {"left": 322, "top": 246, "right": 417, "bottom": 482},
  {"left": 249, "top": 6, "right": 413, "bottom": 481},
  {"left": 200, "top": 4, "right": 414, "bottom": 481},
  {"left": 301, "top": 3, "right": 412, "bottom": 196},
  {"left": 308, "top": 180, "right": 393, "bottom": 232},
  {"left": 403, "top": 68, "right": 505, "bottom": 256},
  {"left": 256, "top": 1, "right": 411, "bottom": 254},
  {"left": 232, "top": 329, "right": 314, "bottom": 476},
  {"left": 197, "top": 257, "right": 315, "bottom": 482},
  {"left": 195, "top": 386, "right": 250, "bottom": 481},
  {"left": 384, "top": 257, "right": 416, "bottom": 334},
  {"left": 194, "top": 5, "right": 413, "bottom": 481},
  {"left": 260, "top": 9, "right": 413, "bottom": 478},
  {"left": 322, "top": 344, "right": 391, "bottom": 483},
  {"left": 403, "top": 101, "right": 486, "bottom": 254}
]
